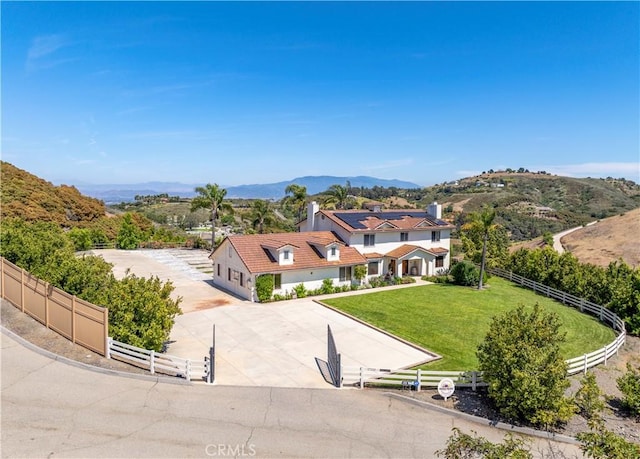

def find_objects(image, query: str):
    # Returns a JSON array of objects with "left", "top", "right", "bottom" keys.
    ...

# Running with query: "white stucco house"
[{"left": 209, "top": 202, "right": 453, "bottom": 301}]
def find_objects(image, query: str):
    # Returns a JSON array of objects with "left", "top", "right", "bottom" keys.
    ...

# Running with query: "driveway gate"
[{"left": 327, "top": 325, "right": 342, "bottom": 387}]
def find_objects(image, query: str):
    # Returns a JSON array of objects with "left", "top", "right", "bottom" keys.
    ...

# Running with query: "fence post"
[
  {"left": 472, "top": 371, "right": 477, "bottom": 391},
  {"left": 0, "top": 258, "right": 4, "bottom": 299},
  {"left": 416, "top": 369, "right": 422, "bottom": 392},
  {"left": 583, "top": 354, "right": 588, "bottom": 375},
  {"left": 186, "top": 360, "right": 191, "bottom": 382},
  {"left": 604, "top": 344, "right": 608, "bottom": 366},
  {"left": 20, "top": 268, "right": 25, "bottom": 312},
  {"left": 106, "top": 337, "right": 112, "bottom": 359},
  {"left": 71, "top": 296, "right": 76, "bottom": 344},
  {"left": 338, "top": 354, "right": 343, "bottom": 388},
  {"left": 360, "top": 367, "right": 364, "bottom": 390},
  {"left": 44, "top": 282, "right": 49, "bottom": 328},
  {"left": 103, "top": 307, "right": 109, "bottom": 358},
  {"left": 150, "top": 350, "right": 155, "bottom": 374}
]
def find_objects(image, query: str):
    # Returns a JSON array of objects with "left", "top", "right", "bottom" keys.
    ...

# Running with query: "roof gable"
[
  {"left": 213, "top": 231, "right": 366, "bottom": 274},
  {"left": 323, "top": 209, "right": 453, "bottom": 232}
]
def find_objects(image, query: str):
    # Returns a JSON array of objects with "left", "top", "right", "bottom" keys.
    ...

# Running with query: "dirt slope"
[{"left": 561, "top": 208, "right": 640, "bottom": 268}]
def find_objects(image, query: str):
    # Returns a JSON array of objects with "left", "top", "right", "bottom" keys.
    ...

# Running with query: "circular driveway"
[{"left": 94, "top": 249, "right": 436, "bottom": 388}]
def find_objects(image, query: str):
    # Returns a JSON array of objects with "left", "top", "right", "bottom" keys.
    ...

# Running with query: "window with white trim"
[
  {"left": 368, "top": 261, "right": 379, "bottom": 275},
  {"left": 364, "top": 234, "right": 375, "bottom": 247},
  {"left": 339, "top": 266, "right": 352, "bottom": 281},
  {"left": 431, "top": 231, "right": 441, "bottom": 242},
  {"left": 436, "top": 256, "right": 444, "bottom": 268},
  {"left": 400, "top": 232, "right": 409, "bottom": 242},
  {"left": 274, "top": 273, "right": 282, "bottom": 290}
]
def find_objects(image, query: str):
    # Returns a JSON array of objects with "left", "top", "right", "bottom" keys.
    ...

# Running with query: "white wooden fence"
[
  {"left": 343, "top": 268, "right": 627, "bottom": 390},
  {"left": 107, "top": 338, "right": 208, "bottom": 382},
  {"left": 342, "top": 367, "right": 486, "bottom": 390}
]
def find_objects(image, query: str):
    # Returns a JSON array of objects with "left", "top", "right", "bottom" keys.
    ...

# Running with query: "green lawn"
[{"left": 323, "top": 277, "right": 616, "bottom": 370}]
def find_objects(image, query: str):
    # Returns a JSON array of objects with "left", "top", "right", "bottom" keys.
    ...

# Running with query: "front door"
[{"left": 402, "top": 260, "right": 409, "bottom": 276}]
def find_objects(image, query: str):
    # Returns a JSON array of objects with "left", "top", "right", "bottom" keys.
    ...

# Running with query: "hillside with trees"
[
  {"left": 412, "top": 170, "right": 640, "bottom": 242},
  {"left": 1, "top": 161, "right": 106, "bottom": 225}
]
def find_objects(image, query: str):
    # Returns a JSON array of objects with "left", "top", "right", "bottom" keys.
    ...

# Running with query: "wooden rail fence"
[{"left": 107, "top": 339, "right": 207, "bottom": 382}]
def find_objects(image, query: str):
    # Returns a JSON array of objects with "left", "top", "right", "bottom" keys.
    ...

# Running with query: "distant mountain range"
[{"left": 75, "top": 176, "right": 422, "bottom": 203}]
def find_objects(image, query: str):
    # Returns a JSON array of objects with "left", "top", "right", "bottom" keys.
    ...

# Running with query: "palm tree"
[
  {"left": 284, "top": 183, "right": 308, "bottom": 226},
  {"left": 250, "top": 199, "right": 275, "bottom": 234},
  {"left": 323, "top": 182, "right": 352, "bottom": 210},
  {"left": 190, "top": 183, "right": 232, "bottom": 249},
  {"left": 474, "top": 206, "right": 497, "bottom": 290}
]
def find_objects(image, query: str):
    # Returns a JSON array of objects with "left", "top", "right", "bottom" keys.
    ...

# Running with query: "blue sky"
[{"left": 2, "top": 1, "right": 639, "bottom": 187}]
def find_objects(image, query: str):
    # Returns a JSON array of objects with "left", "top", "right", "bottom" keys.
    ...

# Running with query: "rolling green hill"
[{"left": 415, "top": 172, "right": 640, "bottom": 241}]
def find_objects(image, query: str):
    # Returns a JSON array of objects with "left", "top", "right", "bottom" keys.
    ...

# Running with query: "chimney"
[
  {"left": 306, "top": 201, "right": 320, "bottom": 232},
  {"left": 427, "top": 201, "right": 442, "bottom": 219}
]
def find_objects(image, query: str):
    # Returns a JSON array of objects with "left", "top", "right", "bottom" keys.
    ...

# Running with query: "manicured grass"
[{"left": 323, "top": 277, "right": 616, "bottom": 371}]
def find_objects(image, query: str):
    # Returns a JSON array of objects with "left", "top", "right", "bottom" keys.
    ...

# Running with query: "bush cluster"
[
  {"left": 506, "top": 247, "right": 640, "bottom": 334},
  {"left": 0, "top": 218, "right": 182, "bottom": 351}
]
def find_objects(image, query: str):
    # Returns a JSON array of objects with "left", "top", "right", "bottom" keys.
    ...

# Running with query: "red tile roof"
[
  {"left": 385, "top": 244, "right": 449, "bottom": 259},
  {"left": 214, "top": 231, "right": 367, "bottom": 274}
]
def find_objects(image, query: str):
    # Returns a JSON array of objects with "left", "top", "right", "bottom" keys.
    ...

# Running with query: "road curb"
[
  {"left": 1, "top": 326, "right": 191, "bottom": 386},
  {"left": 385, "top": 392, "right": 581, "bottom": 445}
]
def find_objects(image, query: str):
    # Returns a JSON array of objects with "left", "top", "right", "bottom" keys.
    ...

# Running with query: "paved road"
[
  {"left": 553, "top": 222, "right": 598, "bottom": 254},
  {"left": 93, "top": 249, "right": 437, "bottom": 388},
  {"left": 1, "top": 331, "right": 582, "bottom": 458}
]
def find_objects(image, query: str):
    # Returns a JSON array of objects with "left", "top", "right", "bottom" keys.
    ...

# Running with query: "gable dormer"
[
  {"left": 261, "top": 240, "right": 298, "bottom": 266},
  {"left": 308, "top": 239, "right": 341, "bottom": 262},
  {"left": 374, "top": 221, "right": 398, "bottom": 230},
  {"left": 415, "top": 219, "right": 435, "bottom": 228}
]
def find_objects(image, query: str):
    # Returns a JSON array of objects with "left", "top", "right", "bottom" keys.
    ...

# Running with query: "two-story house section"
[
  {"left": 209, "top": 231, "right": 367, "bottom": 301},
  {"left": 303, "top": 201, "right": 453, "bottom": 279}
]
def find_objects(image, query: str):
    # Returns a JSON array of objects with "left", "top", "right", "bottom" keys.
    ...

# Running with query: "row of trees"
[
  {"left": 0, "top": 218, "right": 182, "bottom": 351},
  {"left": 188, "top": 181, "right": 366, "bottom": 249},
  {"left": 503, "top": 247, "right": 640, "bottom": 335}
]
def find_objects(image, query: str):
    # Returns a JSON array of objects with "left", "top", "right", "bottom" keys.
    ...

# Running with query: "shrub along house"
[
  {"left": 209, "top": 202, "right": 453, "bottom": 302},
  {"left": 210, "top": 231, "right": 367, "bottom": 301}
]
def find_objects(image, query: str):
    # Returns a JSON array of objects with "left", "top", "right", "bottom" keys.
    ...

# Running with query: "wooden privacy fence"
[
  {"left": 342, "top": 268, "right": 627, "bottom": 390},
  {"left": 0, "top": 257, "right": 109, "bottom": 356},
  {"left": 108, "top": 339, "right": 208, "bottom": 382}
]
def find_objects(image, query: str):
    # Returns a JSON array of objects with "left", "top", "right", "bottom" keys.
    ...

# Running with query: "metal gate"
[
  {"left": 327, "top": 325, "right": 342, "bottom": 387},
  {"left": 203, "top": 324, "right": 215, "bottom": 383}
]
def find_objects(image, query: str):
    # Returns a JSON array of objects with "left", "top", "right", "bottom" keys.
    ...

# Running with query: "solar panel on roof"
[{"left": 333, "top": 211, "right": 446, "bottom": 229}]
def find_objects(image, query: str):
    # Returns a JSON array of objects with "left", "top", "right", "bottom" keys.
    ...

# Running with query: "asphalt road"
[{"left": 1, "top": 331, "right": 582, "bottom": 458}]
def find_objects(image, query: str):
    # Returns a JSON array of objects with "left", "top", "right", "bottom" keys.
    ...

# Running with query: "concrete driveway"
[{"left": 94, "top": 249, "right": 436, "bottom": 388}]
